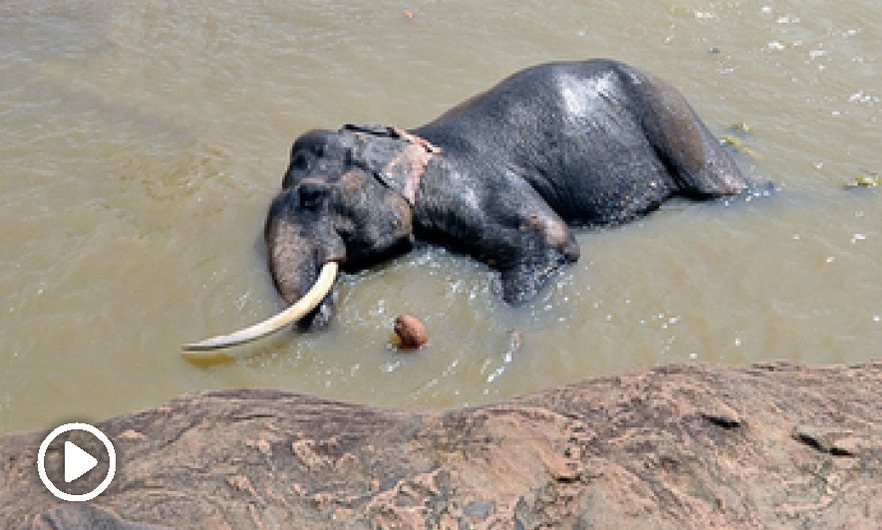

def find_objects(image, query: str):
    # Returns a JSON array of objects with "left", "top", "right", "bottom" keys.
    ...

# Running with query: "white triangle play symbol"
[{"left": 64, "top": 441, "right": 99, "bottom": 483}]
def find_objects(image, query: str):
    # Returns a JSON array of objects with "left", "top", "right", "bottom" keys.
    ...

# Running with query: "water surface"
[{"left": 1, "top": 1, "right": 880, "bottom": 434}]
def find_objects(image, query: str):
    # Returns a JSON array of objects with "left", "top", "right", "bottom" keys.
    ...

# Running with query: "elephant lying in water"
[{"left": 185, "top": 59, "right": 752, "bottom": 352}]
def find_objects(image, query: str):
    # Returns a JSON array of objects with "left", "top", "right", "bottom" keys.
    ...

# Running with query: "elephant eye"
[
  {"left": 298, "top": 181, "right": 328, "bottom": 210},
  {"left": 291, "top": 153, "right": 309, "bottom": 170}
]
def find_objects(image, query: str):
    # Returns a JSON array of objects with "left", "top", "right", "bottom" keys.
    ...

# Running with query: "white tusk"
[{"left": 182, "top": 261, "right": 339, "bottom": 357}]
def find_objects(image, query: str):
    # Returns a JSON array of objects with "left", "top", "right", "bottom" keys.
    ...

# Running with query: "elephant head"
[{"left": 184, "top": 125, "right": 438, "bottom": 351}]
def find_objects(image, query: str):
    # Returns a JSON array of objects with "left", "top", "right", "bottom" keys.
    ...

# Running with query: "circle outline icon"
[{"left": 37, "top": 422, "right": 116, "bottom": 502}]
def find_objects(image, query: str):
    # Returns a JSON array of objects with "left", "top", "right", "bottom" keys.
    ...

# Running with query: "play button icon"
[
  {"left": 38, "top": 422, "right": 116, "bottom": 502},
  {"left": 64, "top": 441, "right": 99, "bottom": 483}
]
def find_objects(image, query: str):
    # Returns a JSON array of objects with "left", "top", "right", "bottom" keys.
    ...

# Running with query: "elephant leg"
[
  {"left": 481, "top": 179, "right": 581, "bottom": 304},
  {"left": 624, "top": 67, "right": 753, "bottom": 197},
  {"left": 417, "top": 161, "right": 582, "bottom": 304},
  {"left": 499, "top": 249, "right": 574, "bottom": 304}
]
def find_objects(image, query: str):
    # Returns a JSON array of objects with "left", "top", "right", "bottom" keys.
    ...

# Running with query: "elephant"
[{"left": 184, "top": 59, "right": 753, "bottom": 352}]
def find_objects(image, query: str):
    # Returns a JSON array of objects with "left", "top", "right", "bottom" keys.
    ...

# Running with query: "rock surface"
[{"left": 2, "top": 361, "right": 882, "bottom": 529}]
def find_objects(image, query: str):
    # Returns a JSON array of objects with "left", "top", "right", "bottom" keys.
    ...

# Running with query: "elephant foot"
[{"left": 500, "top": 252, "right": 575, "bottom": 305}]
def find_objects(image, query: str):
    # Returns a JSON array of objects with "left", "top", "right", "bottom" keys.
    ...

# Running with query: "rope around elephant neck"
[
  {"left": 341, "top": 123, "right": 441, "bottom": 206},
  {"left": 388, "top": 126, "right": 441, "bottom": 206}
]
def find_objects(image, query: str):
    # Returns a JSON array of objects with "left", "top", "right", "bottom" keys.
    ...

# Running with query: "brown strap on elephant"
[{"left": 341, "top": 123, "right": 441, "bottom": 206}]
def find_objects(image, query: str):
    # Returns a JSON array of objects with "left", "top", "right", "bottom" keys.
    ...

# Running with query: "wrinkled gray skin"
[{"left": 267, "top": 59, "right": 753, "bottom": 330}]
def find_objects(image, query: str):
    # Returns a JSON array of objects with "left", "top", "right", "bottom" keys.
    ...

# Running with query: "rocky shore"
[{"left": 2, "top": 361, "right": 881, "bottom": 529}]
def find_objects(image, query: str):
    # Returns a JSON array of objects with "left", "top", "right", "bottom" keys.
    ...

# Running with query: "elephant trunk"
[
  {"left": 181, "top": 192, "right": 346, "bottom": 354},
  {"left": 265, "top": 206, "right": 345, "bottom": 330}
]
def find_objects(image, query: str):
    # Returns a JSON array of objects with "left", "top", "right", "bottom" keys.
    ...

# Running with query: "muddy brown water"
[{"left": 1, "top": 1, "right": 880, "bottom": 434}]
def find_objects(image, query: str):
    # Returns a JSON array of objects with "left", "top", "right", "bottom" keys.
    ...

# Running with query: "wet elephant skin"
[{"left": 269, "top": 59, "right": 753, "bottom": 328}]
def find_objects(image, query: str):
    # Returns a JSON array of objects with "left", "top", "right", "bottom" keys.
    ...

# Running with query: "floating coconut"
[{"left": 393, "top": 314, "right": 428, "bottom": 350}]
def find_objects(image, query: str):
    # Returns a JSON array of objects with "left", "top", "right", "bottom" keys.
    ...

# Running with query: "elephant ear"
[{"left": 341, "top": 123, "right": 440, "bottom": 206}]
